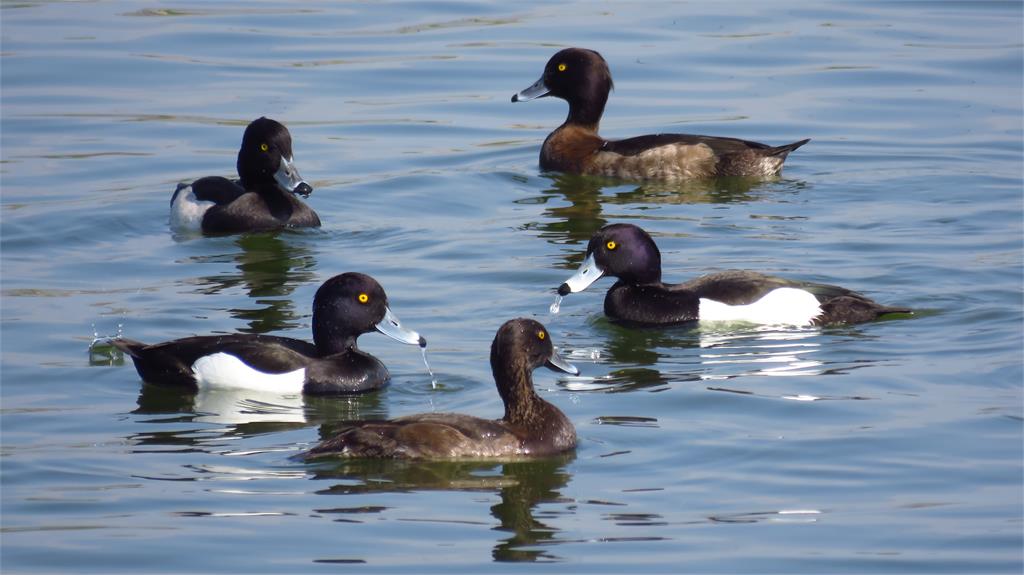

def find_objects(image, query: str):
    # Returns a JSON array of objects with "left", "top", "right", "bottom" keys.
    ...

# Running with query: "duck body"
[
  {"left": 602, "top": 270, "right": 906, "bottom": 327},
  {"left": 558, "top": 224, "right": 911, "bottom": 327},
  {"left": 541, "top": 127, "right": 810, "bottom": 180},
  {"left": 112, "top": 273, "right": 425, "bottom": 395},
  {"left": 306, "top": 409, "right": 572, "bottom": 459},
  {"left": 304, "top": 318, "right": 578, "bottom": 460},
  {"left": 112, "top": 334, "right": 389, "bottom": 395},
  {"left": 170, "top": 117, "right": 320, "bottom": 235},
  {"left": 513, "top": 48, "right": 809, "bottom": 180},
  {"left": 171, "top": 177, "right": 320, "bottom": 235}
]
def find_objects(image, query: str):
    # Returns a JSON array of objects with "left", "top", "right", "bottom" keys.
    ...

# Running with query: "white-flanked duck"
[
  {"left": 171, "top": 117, "right": 320, "bottom": 234},
  {"left": 112, "top": 273, "right": 425, "bottom": 395},
  {"left": 556, "top": 224, "right": 911, "bottom": 327}
]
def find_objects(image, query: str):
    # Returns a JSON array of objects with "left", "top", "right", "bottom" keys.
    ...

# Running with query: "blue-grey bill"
[
  {"left": 546, "top": 348, "right": 579, "bottom": 376},
  {"left": 274, "top": 156, "right": 312, "bottom": 197},
  {"left": 559, "top": 252, "right": 604, "bottom": 294},
  {"left": 512, "top": 76, "right": 549, "bottom": 102},
  {"left": 376, "top": 306, "right": 427, "bottom": 348}
]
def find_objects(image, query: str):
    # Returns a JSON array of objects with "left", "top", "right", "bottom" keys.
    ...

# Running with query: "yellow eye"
[
  {"left": 606, "top": 240, "right": 617, "bottom": 250},
  {"left": 357, "top": 293, "right": 369, "bottom": 304},
  {"left": 259, "top": 143, "right": 269, "bottom": 152},
  {"left": 557, "top": 63, "right": 567, "bottom": 72},
  {"left": 537, "top": 330, "right": 546, "bottom": 340}
]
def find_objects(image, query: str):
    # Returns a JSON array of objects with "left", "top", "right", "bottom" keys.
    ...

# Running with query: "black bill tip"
[{"left": 557, "top": 283, "right": 571, "bottom": 296}]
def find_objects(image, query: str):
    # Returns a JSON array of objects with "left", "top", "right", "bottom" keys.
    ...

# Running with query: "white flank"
[
  {"left": 170, "top": 185, "right": 215, "bottom": 231},
  {"left": 699, "top": 287, "right": 822, "bottom": 327},
  {"left": 191, "top": 352, "right": 306, "bottom": 393}
]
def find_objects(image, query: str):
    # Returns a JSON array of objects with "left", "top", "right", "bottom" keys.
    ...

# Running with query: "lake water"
[{"left": 2, "top": 1, "right": 1022, "bottom": 573}]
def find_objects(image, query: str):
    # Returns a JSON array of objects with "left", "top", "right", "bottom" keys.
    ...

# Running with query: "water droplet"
[
  {"left": 420, "top": 347, "right": 438, "bottom": 389},
  {"left": 549, "top": 294, "right": 563, "bottom": 314}
]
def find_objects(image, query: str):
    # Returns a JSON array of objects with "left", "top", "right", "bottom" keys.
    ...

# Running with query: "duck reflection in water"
[
  {"left": 189, "top": 232, "right": 318, "bottom": 334},
  {"left": 568, "top": 320, "right": 696, "bottom": 393},
  {"left": 129, "top": 384, "right": 387, "bottom": 447},
  {"left": 565, "top": 318, "right": 879, "bottom": 397},
  {"left": 309, "top": 454, "right": 574, "bottom": 562},
  {"left": 528, "top": 172, "right": 796, "bottom": 271}
]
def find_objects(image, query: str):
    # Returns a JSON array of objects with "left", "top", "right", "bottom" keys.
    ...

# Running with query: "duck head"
[
  {"left": 558, "top": 223, "right": 663, "bottom": 296},
  {"left": 512, "top": 47, "right": 613, "bottom": 126},
  {"left": 491, "top": 318, "right": 577, "bottom": 378},
  {"left": 312, "top": 272, "right": 425, "bottom": 355},
  {"left": 237, "top": 117, "right": 313, "bottom": 198}
]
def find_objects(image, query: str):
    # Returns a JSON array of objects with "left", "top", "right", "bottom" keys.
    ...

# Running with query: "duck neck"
[
  {"left": 627, "top": 267, "right": 662, "bottom": 286},
  {"left": 492, "top": 355, "right": 542, "bottom": 426},
  {"left": 236, "top": 151, "right": 265, "bottom": 191},
  {"left": 312, "top": 319, "right": 357, "bottom": 356},
  {"left": 565, "top": 88, "right": 607, "bottom": 131},
  {"left": 256, "top": 183, "right": 298, "bottom": 220}
]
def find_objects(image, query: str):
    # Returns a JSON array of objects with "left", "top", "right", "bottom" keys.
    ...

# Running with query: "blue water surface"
[{"left": 2, "top": 1, "right": 1022, "bottom": 573}]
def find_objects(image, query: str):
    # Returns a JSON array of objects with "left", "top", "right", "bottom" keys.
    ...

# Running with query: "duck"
[
  {"left": 303, "top": 318, "right": 578, "bottom": 460},
  {"left": 556, "top": 224, "right": 911, "bottom": 327},
  {"left": 170, "top": 117, "right": 320, "bottom": 234},
  {"left": 512, "top": 47, "right": 809, "bottom": 180},
  {"left": 111, "top": 273, "right": 426, "bottom": 395}
]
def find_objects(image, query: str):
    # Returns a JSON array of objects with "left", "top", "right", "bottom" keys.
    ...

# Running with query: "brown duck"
[
  {"left": 513, "top": 48, "right": 809, "bottom": 180},
  {"left": 304, "top": 318, "right": 578, "bottom": 460}
]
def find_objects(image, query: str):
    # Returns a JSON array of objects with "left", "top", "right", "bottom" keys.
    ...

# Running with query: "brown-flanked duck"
[
  {"left": 303, "top": 318, "right": 578, "bottom": 460},
  {"left": 513, "top": 48, "right": 809, "bottom": 180}
]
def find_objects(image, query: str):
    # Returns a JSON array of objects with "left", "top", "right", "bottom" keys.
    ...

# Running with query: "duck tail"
[
  {"left": 816, "top": 296, "right": 912, "bottom": 325},
  {"left": 876, "top": 305, "right": 913, "bottom": 319},
  {"left": 767, "top": 138, "right": 811, "bottom": 158}
]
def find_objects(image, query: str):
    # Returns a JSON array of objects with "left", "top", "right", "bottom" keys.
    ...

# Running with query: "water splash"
[
  {"left": 420, "top": 346, "right": 438, "bottom": 389},
  {"left": 568, "top": 348, "right": 602, "bottom": 361},
  {"left": 88, "top": 322, "right": 125, "bottom": 365},
  {"left": 90, "top": 322, "right": 124, "bottom": 347},
  {"left": 549, "top": 294, "right": 563, "bottom": 314}
]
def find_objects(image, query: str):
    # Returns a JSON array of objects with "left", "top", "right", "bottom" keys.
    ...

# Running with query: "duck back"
[{"left": 307, "top": 414, "right": 526, "bottom": 459}]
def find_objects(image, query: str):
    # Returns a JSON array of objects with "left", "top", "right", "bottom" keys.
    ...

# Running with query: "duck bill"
[
  {"left": 557, "top": 252, "right": 604, "bottom": 296},
  {"left": 511, "top": 76, "right": 549, "bottom": 102},
  {"left": 375, "top": 305, "right": 427, "bottom": 348},
  {"left": 546, "top": 349, "right": 579, "bottom": 376},
  {"left": 274, "top": 156, "right": 313, "bottom": 198}
]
